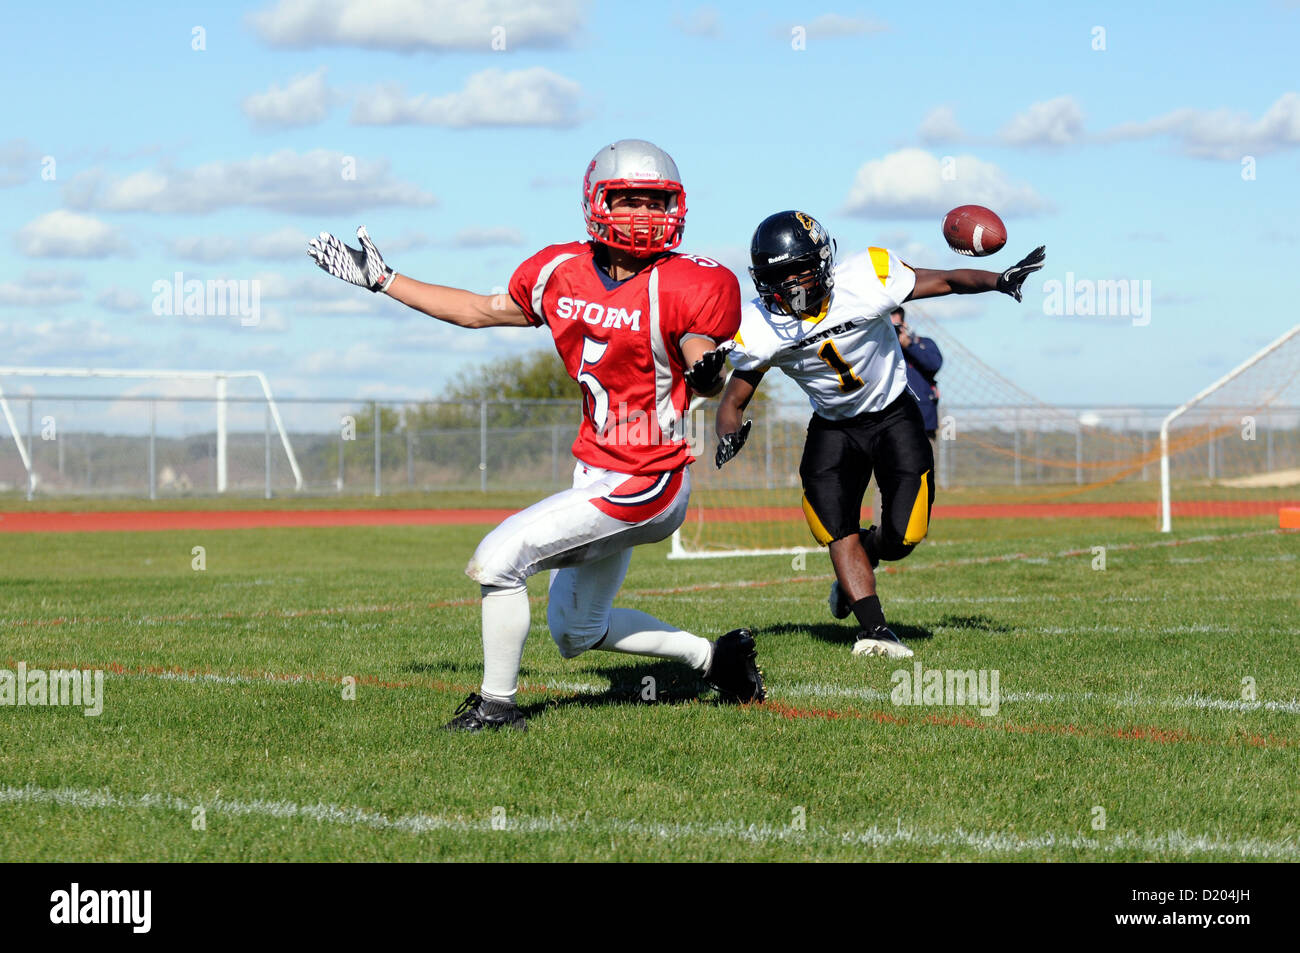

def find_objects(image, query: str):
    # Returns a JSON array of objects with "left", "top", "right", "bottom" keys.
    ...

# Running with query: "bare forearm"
[
  {"left": 943, "top": 269, "right": 999, "bottom": 294},
  {"left": 716, "top": 398, "right": 744, "bottom": 435},
  {"left": 912, "top": 268, "right": 999, "bottom": 299},
  {"left": 715, "top": 371, "right": 762, "bottom": 433},
  {"left": 384, "top": 274, "right": 528, "bottom": 328}
]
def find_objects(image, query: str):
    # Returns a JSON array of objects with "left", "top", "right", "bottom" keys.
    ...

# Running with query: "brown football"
[{"left": 942, "top": 205, "right": 1007, "bottom": 257}]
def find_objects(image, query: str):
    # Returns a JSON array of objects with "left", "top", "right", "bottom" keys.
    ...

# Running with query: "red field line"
[
  {"left": 694, "top": 501, "right": 1300, "bottom": 521},
  {"left": 4, "top": 499, "right": 1298, "bottom": 533},
  {"left": 22, "top": 657, "right": 1289, "bottom": 748},
  {"left": 0, "top": 509, "right": 521, "bottom": 533},
  {"left": 17, "top": 650, "right": 1293, "bottom": 750}
]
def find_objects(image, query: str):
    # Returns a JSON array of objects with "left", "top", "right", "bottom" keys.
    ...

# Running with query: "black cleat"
[
  {"left": 828, "top": 579, "right": 852, "bottom": 620},
  {"left": 442, "top": 692, "right": 528, "bottom": 733},
  {"left": 705, "top": 628, "right": 766, "bottom": 703},
  {"left": 850, "top": 625, "right": 914, "bottom": 659}
]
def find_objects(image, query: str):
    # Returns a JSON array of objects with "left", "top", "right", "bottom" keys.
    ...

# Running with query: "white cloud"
[
  {"left": 293, "top": 339, "right": 395, "bottom": 376},
  {"left": 351, "top": 68, "right": 583, "bottom": 128},
  {"left": 249, "top": 0, "right": 586, "bottom": 52},
  {"left": 169, "top": 235, "right": 242, "bottom": 262},
  {"left": 675, "top": 6, "right": 721, "bottom": 37},
  {"left": 917, "top": 106, "right": 965, "bottom": 145},
  {"left": 843, "top": 148, "right": 1052, "bottom": 218},
  {"left": 0, "top": 317, "right": 136, "bottom": 364},
  {"left": 96, "top": 286, "right": 145, "bottom": 312},
  {"left": 376, "top": 231, "right": 433, "bottom": 253},
  {"left": 1104, "top": 92, "right": 1300, "bottom": 158},
  {"left": 0, "top": 284, "right": 82, "bottom": 308},
  {"left": 19, "top": 269, "right": 84, "bottom": 287},
  {"left": 168, "top": 227, "right": 310, "bottom": 262},
  {"left": 64, "top": 150, "right": 436, "bottom": 214},
  {"left": 1000, "top": 96, "right": 1085, "bottom": 147},
  {"left": 800, "top": 14, "right": 888, "bottom": 38},
  {"left": 251, "top": 270, "right": 390, "bottom": 317},
  {"left": 242, "top": 67, "right": 333, "bottom": 129},
  {"left": 453, "top": 226, "right": 524, "bottom": 247},
  {"left": 16, "top": 210, "right": 132, "bottom": 258},
  {"left": 250, "top": 226, "right": 312, "bottom": 258},
  {"left": 0, "top": 138, "right": 40, "bottom": 187}
]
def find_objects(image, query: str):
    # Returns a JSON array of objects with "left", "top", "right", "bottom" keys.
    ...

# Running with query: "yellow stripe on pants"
[
  {"left": 903, "top": 470, "right": 931, "bottom": 545},
  {"left": 802, "top": 494, "right": 834, "bottom": 546}
]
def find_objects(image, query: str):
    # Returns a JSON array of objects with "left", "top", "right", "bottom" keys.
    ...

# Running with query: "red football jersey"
[{"left": 509, "top": 241, "right": 740, "bottom": 474}]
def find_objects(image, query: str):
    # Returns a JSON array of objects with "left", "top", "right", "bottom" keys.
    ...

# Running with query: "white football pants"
[{"left": 466, "top": 462, "right": 691, "bottom": 659}]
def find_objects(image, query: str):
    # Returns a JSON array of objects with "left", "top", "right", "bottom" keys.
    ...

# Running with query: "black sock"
[{"left": 851, "top": 595, "right": 886, "bottom": 632}]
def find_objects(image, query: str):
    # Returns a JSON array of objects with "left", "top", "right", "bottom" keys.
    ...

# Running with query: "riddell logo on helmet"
[{"left": 555, "top": 297, "right": 641, "bottom": 331}]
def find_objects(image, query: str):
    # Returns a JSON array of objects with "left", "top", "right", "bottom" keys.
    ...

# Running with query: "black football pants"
[{"left": 798, "top": 393, "right": 935, "bottom": 561}]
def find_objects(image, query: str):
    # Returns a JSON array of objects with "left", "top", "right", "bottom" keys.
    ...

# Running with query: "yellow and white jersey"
[{"left": 729, "top": 247, "right": 917, "bottom": 419}]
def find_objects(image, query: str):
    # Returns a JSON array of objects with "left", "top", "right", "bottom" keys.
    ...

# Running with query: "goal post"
[
  {"left": 0, "top": 367, "right": 303, "bottom": 496},
  {"left": 1159, "top": 324, "right": 1300, "bottom": 532},
  {"left": 668, "top": 307, "right": 1300, "bottom": 558}
]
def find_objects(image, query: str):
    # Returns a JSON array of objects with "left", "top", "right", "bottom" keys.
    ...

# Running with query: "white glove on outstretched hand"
[{"left": 307, "top": 226, "right": 396, "bottom": 292}]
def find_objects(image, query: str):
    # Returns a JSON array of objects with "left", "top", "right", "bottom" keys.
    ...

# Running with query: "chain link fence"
[{"left": 1, "top": 395, "right": 1295, "bottom": 499}]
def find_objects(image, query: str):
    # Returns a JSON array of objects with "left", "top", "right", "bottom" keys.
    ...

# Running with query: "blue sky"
[{"left": 2, "top": 0, "right": 1298, "bottom": 409}]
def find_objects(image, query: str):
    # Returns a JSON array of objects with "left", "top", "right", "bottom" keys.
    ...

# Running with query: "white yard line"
[
  {"left": 778, "top": 682, "right": 1300, "bottom": 715},
  {"left": 65, "top": 665, "right": 1300, "bottom": 716},
  {"left": 2, "top": 784, "right": 1295, "bottom": 859}
]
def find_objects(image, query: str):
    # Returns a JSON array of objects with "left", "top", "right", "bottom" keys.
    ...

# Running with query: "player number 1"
[{"left": 817, "top": 341, "right": 866, "bottom": 393}]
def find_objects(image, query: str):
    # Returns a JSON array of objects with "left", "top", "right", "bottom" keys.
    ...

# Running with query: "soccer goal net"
[
  {"left": 0, "top": 367, "right": 302, "bottom": 498},
  {"left": 670, "top": 309, "right": 1300, "bottom": 558},
  {"left": 1159, "top": 324, "right": 1300, "bottom": 532}
]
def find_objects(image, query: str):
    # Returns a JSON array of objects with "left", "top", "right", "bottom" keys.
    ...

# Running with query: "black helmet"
[{"left": 748, "top": 210, "right": 836, "bottom": 316}]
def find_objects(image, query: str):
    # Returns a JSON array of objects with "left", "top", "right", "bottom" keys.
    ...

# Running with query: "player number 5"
[{"left": 578, "top": 336, "right": 610, "bottom": 432}]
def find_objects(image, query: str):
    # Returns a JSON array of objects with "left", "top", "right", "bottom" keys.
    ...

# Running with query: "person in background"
[{"left": 891, "top": 307, "right": 942, "bottom": 455}]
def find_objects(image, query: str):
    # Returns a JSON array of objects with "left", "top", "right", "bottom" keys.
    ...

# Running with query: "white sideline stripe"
[
  {"left": 778, "top": 682, "right": 1300, "bottom": 715},
  {"left": 94, "top": 669, "right": 1300, "bottom": 715},
  {"left": 669, "top": 528, "right": 1284, "bottom": 577},
  {"left": 152, "top": 670, "right": 306, "bottom": 686},
  {"left": 2, "top": 784, "right": 1295, "bottom": 859}
]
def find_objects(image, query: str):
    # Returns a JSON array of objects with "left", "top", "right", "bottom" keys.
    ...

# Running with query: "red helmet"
[{"left": 582, "top": 139, "right": 687, "bottom": 256}]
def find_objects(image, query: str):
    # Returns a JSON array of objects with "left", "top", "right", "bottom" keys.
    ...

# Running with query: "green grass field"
[{"left": 1, "top": 507, "right": 1296, "bottom": 861}]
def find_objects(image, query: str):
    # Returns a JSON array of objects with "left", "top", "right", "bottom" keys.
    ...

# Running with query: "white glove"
[{"left": 307, "top": 226, "right": 396, "bottom": 292}]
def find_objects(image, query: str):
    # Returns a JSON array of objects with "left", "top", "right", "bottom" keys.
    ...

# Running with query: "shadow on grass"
[
  {"left": 759, "top": 621, "right": 935, "bottom": 645},
  {"left": 400, "top": 659, "right": 477, "bottom": 676},
  {"left": 517, "top": 659, "right": 719, "bottom": 719},
  {"left": 931, "top": 614, "right": 1013, "bottom": 634}
]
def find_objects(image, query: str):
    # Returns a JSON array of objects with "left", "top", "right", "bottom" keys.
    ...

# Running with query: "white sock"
[
  {"left": 595, "top": 608, "right": 712, "bottom": 671},
  {"left": 480, "top": 584, "right": 530, "bottom": 702}
]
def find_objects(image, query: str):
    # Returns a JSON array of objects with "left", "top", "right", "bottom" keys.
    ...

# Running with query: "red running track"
[{"left": 1, "top": 500, "right": 1295, "bottom": 533}]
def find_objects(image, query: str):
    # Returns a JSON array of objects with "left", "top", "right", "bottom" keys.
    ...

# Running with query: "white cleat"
[{"left": 851, "top": 626, "right": 914, "bottom": 659}]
